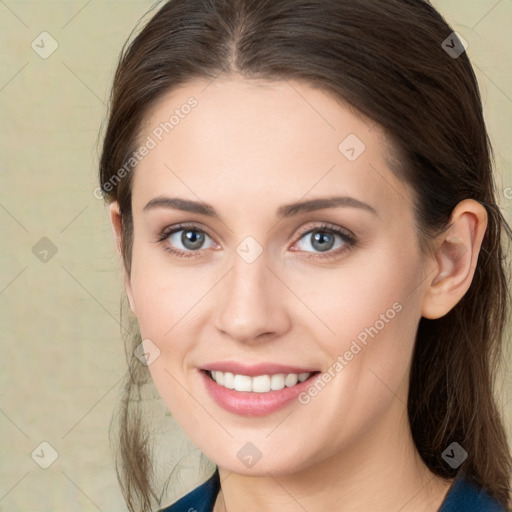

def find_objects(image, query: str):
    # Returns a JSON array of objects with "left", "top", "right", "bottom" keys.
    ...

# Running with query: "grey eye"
[
  {"left": 296, "top": 229, "right": 346, "bottom": 253},
  {"left": 167, "top": 229, "right": 213, "bottom": 251}
]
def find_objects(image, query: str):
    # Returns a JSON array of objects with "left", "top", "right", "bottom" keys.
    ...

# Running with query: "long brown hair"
[{"left": 99, "top": 0, "right": 512, "bottom": 510}]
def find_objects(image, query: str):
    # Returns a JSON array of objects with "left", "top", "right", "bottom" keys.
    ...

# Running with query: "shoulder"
[
  {"left": 439, "top": 474, "right": 509, "bottom": 512},
  {"left": 158, "top": 468, "right": 220, "bottom": 512}
]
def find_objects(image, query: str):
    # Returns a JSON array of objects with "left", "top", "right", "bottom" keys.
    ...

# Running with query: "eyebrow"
[{"left": 143, "top": 195, "right": 378, "bottom": 219}]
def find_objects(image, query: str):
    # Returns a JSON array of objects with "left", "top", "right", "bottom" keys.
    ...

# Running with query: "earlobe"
[
  {"left": 109, "top": 202, "right": 137, "bottom": 316},
  {"left": 421, "top": 199, "right": 488, "bottom": 320}
]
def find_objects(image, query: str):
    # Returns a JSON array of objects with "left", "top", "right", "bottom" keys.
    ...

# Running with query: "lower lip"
[{"left": 200, "top": 370, "right": 320, "bottom": 417}]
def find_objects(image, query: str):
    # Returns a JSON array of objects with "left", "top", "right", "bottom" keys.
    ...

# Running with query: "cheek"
[
  {"left": 128, "top": 252, "right": 201, "bottom": 415},
  {"left": 292, "top": 238, "right": 422, "bottom": 353},
  {"left": 292, "top": 242, "right": 424, "bottom": 430},
  {"left": 289, "top": 250, "right": 422, "bottom": 454},
  {"left": 128, "top": 239, "right": 199, "bottom": 337}
]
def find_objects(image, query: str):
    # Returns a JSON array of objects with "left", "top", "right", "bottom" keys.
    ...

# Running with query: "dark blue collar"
[
  {"left": 159, "top": 468, "right": 220, "bottom": 512},
  {"left": 159, "top": 468, "right": 506, "bottom": 512},
  {"left": 438, "top": 473, "right": 506, "bottom": 511}
]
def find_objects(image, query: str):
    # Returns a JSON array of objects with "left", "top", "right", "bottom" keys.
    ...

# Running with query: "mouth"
[
  {"left": 203, "top": 369, "right": 321, "bottom": 393},
  {"left": 199, "top": 368, "right": 322, "bottom": 416}
]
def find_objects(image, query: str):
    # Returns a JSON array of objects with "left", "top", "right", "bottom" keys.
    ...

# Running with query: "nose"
[{"left": 213, "top": 251, "right": 291, "bottom": 345}]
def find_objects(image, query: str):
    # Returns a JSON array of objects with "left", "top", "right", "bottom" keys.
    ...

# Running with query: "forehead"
[{"left": 131, "top": 77, "right": 412, "bottom": 222}]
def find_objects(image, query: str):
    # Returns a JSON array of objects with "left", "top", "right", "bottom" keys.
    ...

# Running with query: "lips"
[{"left": 198, "top": 362, "right": 322, "bottom": 416}]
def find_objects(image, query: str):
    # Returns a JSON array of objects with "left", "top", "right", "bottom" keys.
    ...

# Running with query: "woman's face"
[{"left": 121, "top": 77, "right": 435, "bottom": 476}]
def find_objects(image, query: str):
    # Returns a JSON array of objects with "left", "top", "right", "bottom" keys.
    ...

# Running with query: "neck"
[{"left": 213, "top": 399, "right": 453, "bottom": 512}]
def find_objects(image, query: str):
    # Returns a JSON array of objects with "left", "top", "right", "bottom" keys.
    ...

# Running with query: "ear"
[
  {"left": 421, "top": 199, "right": 488, "bottom": 319},
  {"left": 109, "top": 202, "right": 136, "bottom": 316}
]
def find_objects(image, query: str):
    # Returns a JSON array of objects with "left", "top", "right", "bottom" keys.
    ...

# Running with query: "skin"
[{"left": 110, "top": 76, "right": 488, "bottom": 512}]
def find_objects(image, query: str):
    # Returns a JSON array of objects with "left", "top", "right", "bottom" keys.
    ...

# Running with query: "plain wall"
[{"left": 1, "top": 1, "right": 511, "bottom": 510}]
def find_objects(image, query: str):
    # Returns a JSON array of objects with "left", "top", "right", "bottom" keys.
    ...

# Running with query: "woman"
[{"left": 99, "top": 0, "right": 512, "bottom": 510}]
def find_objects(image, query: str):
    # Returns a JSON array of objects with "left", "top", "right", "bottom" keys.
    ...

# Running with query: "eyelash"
[{"left": 155, "top": 222, "right": 357, "bottom": 261}]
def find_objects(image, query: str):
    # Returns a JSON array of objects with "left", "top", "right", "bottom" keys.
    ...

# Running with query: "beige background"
[{"left": 0, "top": 1, "right": 511, "bottom": 510}]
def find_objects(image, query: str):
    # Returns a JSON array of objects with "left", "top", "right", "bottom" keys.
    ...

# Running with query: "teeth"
[
  {"left": 270, "top": 374, "right": 285, "bottom": 390},
  {"left": 298, "top": 372, "right": 310, "bottom": 382},
  {"left": 252, "top": 375, "right": 271, "bottom": 392},
  {"left": 234, "top": 374, "right": 252, "bottom": 392},
  {"left": 209, "top": 371, "right": 312, "bottom": 392}
]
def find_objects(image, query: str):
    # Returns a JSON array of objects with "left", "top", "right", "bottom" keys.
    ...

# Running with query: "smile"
[
  {"left": 208, "top": 370, "right": 313, "bottom": 393},
  {"left": 200, "top": 368, "right": 322, "bottom": 416}
]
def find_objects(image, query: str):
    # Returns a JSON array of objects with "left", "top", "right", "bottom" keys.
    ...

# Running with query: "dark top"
[{"left": 158, "top": 467, "right": 508, "bottom": 512}]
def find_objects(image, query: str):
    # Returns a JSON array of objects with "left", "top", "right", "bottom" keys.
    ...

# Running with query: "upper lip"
[{"left": 201, "top": 362, "right": 319, "bottom": 377}]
